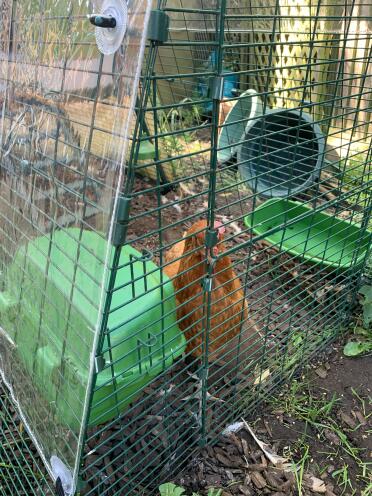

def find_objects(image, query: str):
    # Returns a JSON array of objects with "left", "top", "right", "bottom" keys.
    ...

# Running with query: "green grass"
[
  {"left": 158, "top": 483, "right": 222, "bottom": 496},
  {"left": 291, "top": 443, "right": 310, "bottom": 496},
  {"left": 270, "top": 377, "right": 371, "bottom": 494},
  {"left": 332, "top": 464, "right": 354, "bottom": 495}
]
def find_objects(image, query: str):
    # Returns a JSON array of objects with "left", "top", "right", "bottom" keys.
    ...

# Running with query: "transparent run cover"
[{"left": 0, "top": 0, "right": 150, "bottom": 492}]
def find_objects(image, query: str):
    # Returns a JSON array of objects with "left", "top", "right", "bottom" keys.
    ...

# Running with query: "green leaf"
[
  {"left": 159, "top": 483, "right": 186, "bottom": 496},
  {"left": 207, "top": 490, "right": 222, "bottom": 496},
  {"left": 359, "top": 285, "right": 372, "bottom": 303},
  {"left": 354, "top": 326, "right": 371, "bottom": 337},
  {"left": 291, "top": 333, "right": 303, "bottom": 347},
  {"left": 343, "top": 341, "right": 372, "bottom": 357},
  {"left": 358, "top": 285, "right": 372, "bottom": 328},
  {"left": 363, "top": 302, "right": 372, "bottom": 328}
]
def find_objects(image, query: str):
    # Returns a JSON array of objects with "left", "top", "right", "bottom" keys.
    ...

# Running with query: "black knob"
[
  {"left": 55, "top": 478, "right": 65, "bottom": 496},
  {"left": 89, "top": 14, "right": 116, "bottom": 28}
]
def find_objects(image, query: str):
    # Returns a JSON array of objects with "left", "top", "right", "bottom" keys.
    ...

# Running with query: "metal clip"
[
  {"left": 205, "top": 228, "right": 218, "bottom": 248},
  {"left": 55, "top": 477, "right": 65, "bottom": 496},
  {"left": 211, "top": 76, "right": 224, "bottom": 101},
  {"left": 147, "top": 9, "right": 170, "bottom": 44},
  {"left": 112, "top": 195, "right": 131, "bottom": 247},
  {"left": 95, "top": 355, "right": 106, "bottom": 373},
  {"left": 198, "top": 368, "right": 208, "bottom": 381},
  {"left": 203, "top": 277, "right": 213, "bottom": 292}
]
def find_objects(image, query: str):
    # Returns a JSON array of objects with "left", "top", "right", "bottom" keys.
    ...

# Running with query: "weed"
[
  {"left": 332, "top": 464, "right": 354, "bottom": 494},
  {"left": 158, "top": 483, "right": 222, "bottom": 496},
  {"left": 291, "top": 444, "right": 310, "bottom": 496},
  {"left": 168, "top": 99, "right": 204, "bottom": 133},
  {"left": 351, "top": 387, "right": 372, "bottom": 419},
  {"left": 270, "top": 375, "right": 371, "bottom": 494},
  {"left": 271, "top": 379, "right": 339, "bottom": 426},
  {"left": 279, "top": 327, "right": 335, "bottom": 375},
  {"left": 157, "top": 98, "right": 206, "bottom": 160},
  {"left": 362, "top": 483, "right": 372, "bottom": 496},
  {"left": 343, "top": 286, "right": 372, "bottom": 357}
]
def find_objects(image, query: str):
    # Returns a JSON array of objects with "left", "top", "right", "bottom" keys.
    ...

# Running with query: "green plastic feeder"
[
  {"left": 217, "top": 89, "right": 263, "bottom": 164},
  {"left": 0, "top": 228, "right": 185, "bottom": 428},
  {"left": 244, "top": 199, "right": 371, "bottom": 270},
  {"left": 137, "top": 139, "right": 156, "bottom": 161}
]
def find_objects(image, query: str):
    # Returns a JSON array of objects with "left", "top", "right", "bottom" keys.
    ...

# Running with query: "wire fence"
[{"left": 0, "top": 0, "right": 371, "bottom": 495}]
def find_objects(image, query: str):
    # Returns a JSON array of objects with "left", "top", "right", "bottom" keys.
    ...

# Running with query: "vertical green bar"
[{"left": 200, "top": 0, "right": 227, "bottom": 445}]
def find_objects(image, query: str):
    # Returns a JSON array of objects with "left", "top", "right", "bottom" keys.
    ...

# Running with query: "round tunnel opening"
[{"left": 238, "top": 109, "right": 325, "bottom": 198}]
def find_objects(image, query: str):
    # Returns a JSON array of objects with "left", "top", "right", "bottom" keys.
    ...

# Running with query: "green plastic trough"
[
  {"left": 0, "top": 228, "right": 185, "bottom": 429},
  {"left": 244, "top": 199, "right": 371, "bottom": 270}
]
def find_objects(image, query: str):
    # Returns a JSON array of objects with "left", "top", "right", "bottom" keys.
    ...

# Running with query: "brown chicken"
[{"left": 164, "top": 219, "right": 258, "bottom": 363}]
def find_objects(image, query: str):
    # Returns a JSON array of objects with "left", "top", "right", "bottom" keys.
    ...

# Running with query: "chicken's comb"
[{"left": 214, "top": 220, "right": 226, "bottom": 234}]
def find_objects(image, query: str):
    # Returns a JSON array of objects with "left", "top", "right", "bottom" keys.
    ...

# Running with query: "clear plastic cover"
[{"left": 0, "top": 0, "right": 150, "bottom": 492}]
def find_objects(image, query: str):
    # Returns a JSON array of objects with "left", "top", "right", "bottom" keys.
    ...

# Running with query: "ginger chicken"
[{"left": 164, "top": 219, "right": 256, "bottom": 362}]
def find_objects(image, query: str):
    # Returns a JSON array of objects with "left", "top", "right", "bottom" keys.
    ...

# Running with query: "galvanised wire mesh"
[{"left": 0, "top": 0, "right": 371, "bottom": 495}]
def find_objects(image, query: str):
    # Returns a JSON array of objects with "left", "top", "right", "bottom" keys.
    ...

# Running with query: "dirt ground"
[{"left": 174, "top": 341, "right": 372, "bottom": 496}]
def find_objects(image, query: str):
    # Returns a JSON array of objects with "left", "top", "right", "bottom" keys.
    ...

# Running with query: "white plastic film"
[{"left": 0, "top": 0, "right": 151, "bottom": 492}]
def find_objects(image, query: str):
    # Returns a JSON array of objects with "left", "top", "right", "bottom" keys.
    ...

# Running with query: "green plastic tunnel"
[
  {"left": 237, "top": 108, "right": 325, "bottom": 198},
  {"left": 217, "top": 89, "right": 263, "bottom": 164}
]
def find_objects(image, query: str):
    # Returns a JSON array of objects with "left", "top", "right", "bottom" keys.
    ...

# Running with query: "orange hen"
[{"left": 164, "top": 219, "right": 255, "bottom": 360}]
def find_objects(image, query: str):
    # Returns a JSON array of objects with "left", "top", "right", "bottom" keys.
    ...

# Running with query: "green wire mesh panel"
[
  {"left": 0, "top": 0, "right": 371, "bottom": 495},
  {"left": 79, "top": 0, "right": 371, "bottom": 493}
]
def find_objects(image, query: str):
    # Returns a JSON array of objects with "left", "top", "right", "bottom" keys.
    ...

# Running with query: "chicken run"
[{"left": 0, "top": 0, "right": 371, "bottom": 495}]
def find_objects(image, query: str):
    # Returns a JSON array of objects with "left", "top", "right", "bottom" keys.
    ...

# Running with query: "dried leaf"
[
  {"left": 241, "top": 419, "right": 288, "bottom": 467},
  {"left": 306, "top": 476, "right": 327, "bottom": 493},
  {"left": 340, "top": 411, "right": 357, "bottom": 429},
  {"left": 254, "top": 368, "right": 271, "bottom": 385},
  {"left": 323, "top": 429, "right": 340, "bottom": 445},
  {"left": 355, "top": 410, "right": 367, "bottom": 426},
  {"left": 314, "top": 367, "right": 328, "bottom": 379}
]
